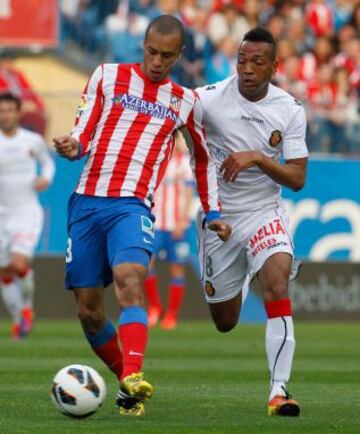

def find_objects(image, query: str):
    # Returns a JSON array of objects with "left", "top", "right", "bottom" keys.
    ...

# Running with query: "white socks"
[
  {"left": 1, "top": 269, "right": 35, "bottom": 324},
  {"left": 266, "top": 316, "right": 295, "bottom": 400},
  {"left": 1, "top": 280, "right": 23, "bottom": 324},
  {"left": 18, "top": 269, "right": 35, "bottom": 308}
]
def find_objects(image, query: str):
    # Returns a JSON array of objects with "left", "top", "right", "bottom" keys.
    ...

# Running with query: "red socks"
[
  {"left": 117, "top": 306, "right": 148, "bottom": 379},
  {"left": 167, "top": 281, "right": 185, "bottom": 318},
  {"left": 93, "top": 335, "right": 123, "bottom": 380},
  {"left": 85, "top": 320, "right": 123, "bottom": 380},
  {"left": 1, "top": 276, "right": 14, "bottom": 285},
  {"left": 144, "top": 274, "right": 162, "bottom": 311},
  {"left": 118, "top": 323, "right": 148, "bottom": 379},
  {"left": 265, "top": 298, "right": 292, "bottom": 319}
]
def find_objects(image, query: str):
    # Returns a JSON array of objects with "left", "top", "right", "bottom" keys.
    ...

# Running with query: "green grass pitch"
[{"left": 0, "top": 320, "right": 359, "bottom": 434}]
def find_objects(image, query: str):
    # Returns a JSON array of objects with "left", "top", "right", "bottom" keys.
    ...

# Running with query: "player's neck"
[
  {"left": 1, "top": 126, "right": 18, "bottom": 137},
  {"left": 238, "top": 83, "right": 270, "bottom": 102}
]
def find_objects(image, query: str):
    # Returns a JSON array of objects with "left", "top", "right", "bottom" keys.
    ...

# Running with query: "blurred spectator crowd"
[
  {"left": 0, "top": 54, "right": 47, "bottom": 135},
  {"left": 59, "top": 0, "right": 359, "bottom": 154}
]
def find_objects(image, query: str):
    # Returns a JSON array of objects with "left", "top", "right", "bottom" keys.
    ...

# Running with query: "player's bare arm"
[
  {"left": 33, "top": 177, "right": 50, "bottom": 192},
  {"left": 53, "top": 135, "right": 80, "bottom": 160},
  {"left": 221, "top": 151, "right": 307, "bottom": 191}
]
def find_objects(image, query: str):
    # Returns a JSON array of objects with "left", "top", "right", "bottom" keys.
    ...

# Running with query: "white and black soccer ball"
[{"left": 51, "top": 364, "right": 106, "bottom": 418}]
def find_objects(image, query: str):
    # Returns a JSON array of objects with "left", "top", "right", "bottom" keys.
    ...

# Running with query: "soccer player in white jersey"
[
  {"left": 54, "top": 15, "right": 231, "bottom": 417},
  {"left": 195, "top": 28, "right": 308, "bottom": 417},
  {"left": 0, "top": 92, "right": 55, "bottom": 340},
  {"left": 145, "top": 134, "right": 194, "bottom": 330}
]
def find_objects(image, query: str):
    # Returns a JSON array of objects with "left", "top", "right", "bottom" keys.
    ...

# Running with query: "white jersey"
[
  {"left": 196, "top": 77, "right": 308, "bottom": 213},
  {"left": 0, "top": 128, "right": 55, "bottom": 210}
]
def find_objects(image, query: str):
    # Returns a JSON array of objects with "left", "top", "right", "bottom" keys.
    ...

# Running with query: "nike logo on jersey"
[{"left": 129, "top": 350, "right": 144, "bottom": 356}]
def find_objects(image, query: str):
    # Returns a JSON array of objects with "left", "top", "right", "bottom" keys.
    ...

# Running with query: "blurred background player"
[
  {"left": 0, "top": 52, "right": 47, "bottom": 135},
  {"left": 54, "top": 15, "right": 230, "bottom": 417},
  {"left": 145, "top": 132, "right": 194, "bottom": 330},
  {"left": 0, "top": 92, "right": 55, "bottom": 340}
]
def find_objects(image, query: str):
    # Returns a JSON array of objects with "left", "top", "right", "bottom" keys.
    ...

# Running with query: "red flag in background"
[{"left": 0, "top": 0, "right": 58, "bottom": 47}]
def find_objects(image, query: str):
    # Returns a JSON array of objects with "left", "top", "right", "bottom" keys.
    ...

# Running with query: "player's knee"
[
  {"left": 113, "top": 265, "right": 147, "bottom": 307},
  {"left": 77, "top": 305, "right": 104, "bottom": 333},
  {"left": 115, "top": 270, "right": 141, "bottom": 291},
  {"left": 266, "top": 281, "right": 289, "bottom": 301},
  {"left": 213, "top": 317, "right": 238, "bottom": 333},
  {"left": 9, "top": 257, "right": 29, "bottom": 277}
]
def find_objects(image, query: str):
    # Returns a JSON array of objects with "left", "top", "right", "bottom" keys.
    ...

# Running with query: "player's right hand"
[
  {"left": 208, "top": 220, "right": 232, "bottom": 242},
  {"left": 53, "top": 135, "right": 80, "bottom": 160}
]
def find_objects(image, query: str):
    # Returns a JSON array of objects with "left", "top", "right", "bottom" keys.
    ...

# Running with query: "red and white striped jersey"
[
  {"left": 153, "top": 149, "right": 193, "bottom": 231},
  {"left": 71, "top": 63, "right": 220, "bottom": 216}
]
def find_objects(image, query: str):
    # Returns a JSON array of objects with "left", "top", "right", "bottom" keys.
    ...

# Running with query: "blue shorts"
[
  {"left": 153, "top": 229, "right": 191, "bottom": 264},
  {"left": 65, "top": 193, "right": 155, "bottom": 289}
]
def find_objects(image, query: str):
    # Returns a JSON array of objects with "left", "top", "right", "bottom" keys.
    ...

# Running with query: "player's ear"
[
  {"left": 178, "top": 45, "right": 184, "bottom": 60},
  {"left": 271, "top": 57, "right": 279, "bottom": 77}
]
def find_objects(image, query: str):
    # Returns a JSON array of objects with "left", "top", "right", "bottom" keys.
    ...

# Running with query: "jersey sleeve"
[
  {"left": 282, "top": 103, "right": 309, "bottom": 160},
  {"left": 71, "top": 64, "right": 104, "bottom": 158},
  {"left": 35, "top": 137, "right": 55, "bottom": 183},
  {"left": 185, "top": 94, "right": 221, "bottom": 222}
]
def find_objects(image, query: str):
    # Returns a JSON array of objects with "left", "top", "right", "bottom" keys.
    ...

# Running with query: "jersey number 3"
[{"left": 66, "top": 238, "right": 73, "bottom": 263}]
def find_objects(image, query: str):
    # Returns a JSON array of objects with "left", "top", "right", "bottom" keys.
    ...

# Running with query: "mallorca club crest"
[
  {"left": 205, "top": 281, "right": 215, "bottom": 297},
  {"left": 269, "top": 130, "right": 282, "bottom": 147},
  {"left": 169, "top": 95, "right": 181, "bottom": 114}
]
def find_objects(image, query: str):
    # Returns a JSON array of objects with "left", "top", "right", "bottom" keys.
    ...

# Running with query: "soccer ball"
[{"left": 51, "top": 364, "right": 106, "bottom": 418}]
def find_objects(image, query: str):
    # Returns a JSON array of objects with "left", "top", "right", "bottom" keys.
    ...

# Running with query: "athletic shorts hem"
[
  {"left": 65, "top": 281, "right": 111, "bottom": 290},
  {"left": 204, "top": 286, "right": 242, "bottom": 304},
  {"left": 10, "top": 247, "right": 34, "bottom": 259},
  {"left": 112, "top": 248, "right": 151, "bottom": 269},
  {"left": 249, "top": 248, "right": 294, "bottom": 280}
]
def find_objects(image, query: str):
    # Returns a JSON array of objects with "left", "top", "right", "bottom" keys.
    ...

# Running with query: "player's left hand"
[
  {"left": 34, "top": 176, "right": 49, "bottom": 192},
  {"left": 208, "top": 220, "right": 232, "bottom": 242},
  {"left": 53, "top": 135, "right": 80, "bottom": 160},
  {"left": 220, "top": 151, "right": 262, "bottom": 182}
]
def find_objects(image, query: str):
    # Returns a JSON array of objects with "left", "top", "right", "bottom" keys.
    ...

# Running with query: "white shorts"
[
  {"left": 0, "top": 206, "right": 43, "bottom": 267},
  {"left": 197, "top": 205, "right": 299, "bottom": 304}
]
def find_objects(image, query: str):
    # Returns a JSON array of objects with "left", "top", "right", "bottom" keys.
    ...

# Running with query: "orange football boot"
[
  {"left": 268, "top": 389, "right": 300, "bottom": 417},
  {"left": 160, "top": 313, "right": 177, "bottom": 330},
  {"left": 11, "top": 323, "right": 22, "bottom": 341},
  {"left": 147, "top": 306, "right": 161, "bottom": 328}
]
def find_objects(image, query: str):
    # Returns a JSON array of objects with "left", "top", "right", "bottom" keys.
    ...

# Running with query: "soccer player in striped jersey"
[
  {"left": 54, "top": 15, "right": 231, "bottom": 416},
  {"left": 195, "top": 28, "right": 308, "bottom": 417},
  {"left": 145, "top": 134, "right": 194, "bottom": 330}
]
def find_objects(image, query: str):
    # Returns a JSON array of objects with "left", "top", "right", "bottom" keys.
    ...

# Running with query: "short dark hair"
[
  {"left": 145, "top": 14, "right": 185, "bottom": 47},
  {"left": 0, "top": 92, "right": 21, "bottom": 109},
  {"left": 242, "top": 27, "right": 276, "bottom": 59}
]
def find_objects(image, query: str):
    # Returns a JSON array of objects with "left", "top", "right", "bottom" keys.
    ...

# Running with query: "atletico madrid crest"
[
  {"left": 169, "top": 96, "right": 181, "bottom": 113},
  {"left": 269, "top": 130, "right": 282, "bottom": 147}
]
